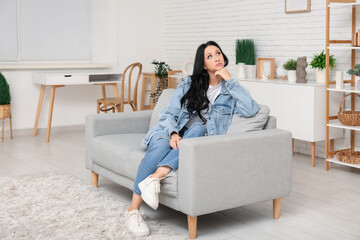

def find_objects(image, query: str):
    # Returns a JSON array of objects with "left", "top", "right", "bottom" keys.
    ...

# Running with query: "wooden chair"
[
  {"left": 97, "top": 63, "right": 142, "bottom": 113},
  {"left": 167, "top": 70, "right": 182, "bottom": 89}
]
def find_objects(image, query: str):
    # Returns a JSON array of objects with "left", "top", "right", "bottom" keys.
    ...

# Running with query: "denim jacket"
[{"left": 141, "top": 76, "right": 260, "bottom": 148}]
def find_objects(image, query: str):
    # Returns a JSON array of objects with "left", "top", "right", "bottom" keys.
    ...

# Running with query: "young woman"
[{"left": 125, "top": 41, "right": 259, "bottom": 237}]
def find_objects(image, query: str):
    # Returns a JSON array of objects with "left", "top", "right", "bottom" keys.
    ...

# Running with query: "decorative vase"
[
  {"left": 237, "top": 63, "right": 246, "bottom": 79},
  {"left": 245, "top": 65, "right": 256, "bottom": 78},
  {"left": 316, "top": 68, "right": 326, "bottom": 83},
  {"left": 287, "top": 70, "right": 296, "bottom": 83}
]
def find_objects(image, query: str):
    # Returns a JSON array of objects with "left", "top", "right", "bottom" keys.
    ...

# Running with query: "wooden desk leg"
[
  {"left": 311, "top": 142, "right": 315, "bottom": 167},
  {"left": 46, "top": 85, "right": 64, "bottom": 142},
  {"left": 112, "top": 83, "right": 119, "bottom": 98},
  {"left": 33, "top": 85, "right": 46, "bottom": 137}
]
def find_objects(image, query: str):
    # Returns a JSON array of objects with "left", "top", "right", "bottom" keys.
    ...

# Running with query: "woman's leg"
[
  {"left": 157, "top": 124, "right": 206, "bottom": 171},
  {"left": 129, "top": 131, "right": 172, "bottom": 211}
]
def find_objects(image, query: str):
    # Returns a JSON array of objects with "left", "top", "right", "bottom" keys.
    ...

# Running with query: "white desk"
[{"left": 32, "top": 70, "right": 122, "bottom": 142}]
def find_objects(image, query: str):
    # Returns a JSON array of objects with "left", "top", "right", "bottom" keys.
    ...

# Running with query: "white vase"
[
  {"left": 245, "top": 65, "right": 256, "bottom": 78},
  {"left": 287, "top": 70, "right": 296, "bottom": 83},
  {"left": 237, "top": 63, "right": 246, "bottom": 79},
  {"left": 316, "top": 68, "right": 326, "bottom": 83}
]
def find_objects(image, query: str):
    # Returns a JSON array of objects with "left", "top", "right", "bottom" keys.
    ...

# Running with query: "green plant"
[
  {"left": 310, "top": 50, "right": 335, "bottom": 70},
  {"left": 283, "top": 59, "right": 297, "bottom": 71},
  {"left": 347, "top": 64, "right": 360, "bottom": 76},
  {"left": 235, "top": 39, "right": 255, "bottom": 65},
  {"left": 0, "top": 72, "right": 11, "bottom": 105},
  {"left": 150, "top": 60, "right": 172, "bottom": 104}
]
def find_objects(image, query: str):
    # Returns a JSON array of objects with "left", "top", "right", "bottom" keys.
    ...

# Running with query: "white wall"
[
  {"left": 2, "top": 0, "right": 165, "bottom": 132},
  {"left": 162, "top": 0, "right": 358, "bottom": 158}
]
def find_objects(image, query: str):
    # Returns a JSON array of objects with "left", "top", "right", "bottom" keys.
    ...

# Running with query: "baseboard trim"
[{"left": 3, "top": 125, "right": 85, "bottom": 137}]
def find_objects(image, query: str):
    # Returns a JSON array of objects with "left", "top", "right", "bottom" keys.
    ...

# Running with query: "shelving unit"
[{"left": 325, "top": 0, "right": 360, "bottom": 170}]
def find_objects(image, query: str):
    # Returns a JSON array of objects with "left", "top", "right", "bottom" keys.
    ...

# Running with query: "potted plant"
[
  {"left": 283, "top": 59, "right": 297, "bottom": 83},
  {"left": 347, "top": 64, "right": 360, "bottom": 87},
  {"left": 310, "top": 50, "right": 336, "bottom": 83},
  {"left": 0, "top": 72, "right": 12, "bottom": 141},
  {"left": 235, "top": 39, "right": 256, "bottom": 78},
  {"left": 150, "top": 60, "right": 172, "bottom": 104}
]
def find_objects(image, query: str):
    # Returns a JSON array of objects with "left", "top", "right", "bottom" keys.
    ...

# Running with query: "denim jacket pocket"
[{"left": 212, "top": 105, "right": 232, "bottom": 132}]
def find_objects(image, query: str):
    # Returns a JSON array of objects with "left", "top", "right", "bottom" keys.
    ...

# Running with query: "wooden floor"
[{"left": 1, "top": 129, "right": 360, "bottom": 240}]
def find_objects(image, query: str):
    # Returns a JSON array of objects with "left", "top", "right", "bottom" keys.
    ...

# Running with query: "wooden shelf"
[
  {"left": 328, "top": 119, "right": 360, "bottom": 131},
  {"left": 327, "top": 85, "right": 360, "bottom": 93},
  {"left": 326, "top": 157, "right": 360, "bottom": 169}
]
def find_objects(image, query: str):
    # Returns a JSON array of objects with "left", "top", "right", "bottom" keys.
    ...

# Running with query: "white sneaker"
[
  {"left": 138, "top": 175, "right": 164, "bottom": 210},
  {"left": 125, "top": 209, "right": 150, "bottom": 237}
]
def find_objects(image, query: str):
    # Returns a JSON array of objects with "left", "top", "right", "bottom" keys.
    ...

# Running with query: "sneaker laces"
[
  {"left": 127, "top": 210, "right": 145, "bottom": 227},
  {"left": 145, "top": 177, "right": 163, "bottom": 194},
  {"left": 135, "top": 212, "right": 145, "bottom": 227}
]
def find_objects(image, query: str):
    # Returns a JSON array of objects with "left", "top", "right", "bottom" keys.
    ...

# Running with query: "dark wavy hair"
[{"left": 180, "top": 41, "right": 229, "bottom": 123}]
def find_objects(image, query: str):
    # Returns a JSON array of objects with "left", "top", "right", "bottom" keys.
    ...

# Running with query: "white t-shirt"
[{"left": 184, "top": 82, "right": 222, "bottom": 129}]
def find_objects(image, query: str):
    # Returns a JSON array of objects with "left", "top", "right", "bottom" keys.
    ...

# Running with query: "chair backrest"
[
  {"left": 120, "top": 62, "right": 142, "bottom": 110},
  {"left": 167, "top": 70, "right": 182, "bottom": 89}
]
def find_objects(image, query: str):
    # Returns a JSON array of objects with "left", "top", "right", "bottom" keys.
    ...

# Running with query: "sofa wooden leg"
[
  {"left": 187, "top": 215, "right": 197, "bottom": 239},
  {"left": 273, "top": 198, "right": 281, "bottom": 219},
  {"left": 92, "top": 171, "right": 98, "bottom": 187}
]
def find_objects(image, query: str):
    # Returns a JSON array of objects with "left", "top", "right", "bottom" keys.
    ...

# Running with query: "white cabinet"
[{"left": 239, "top": 78, "right": 343, "bottom": 166}]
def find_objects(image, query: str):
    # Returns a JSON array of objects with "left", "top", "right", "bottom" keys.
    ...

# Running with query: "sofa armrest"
[
  {"left": 85, "top": 110, "right": 152, "bottom": 139},
  {"left": 177, "top": 128, "right": 292, "bottom": 217}
]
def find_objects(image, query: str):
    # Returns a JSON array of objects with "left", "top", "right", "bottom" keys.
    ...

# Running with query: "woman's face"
[{"left": 204, "top": 45, "right": 225, "bottom": 73}]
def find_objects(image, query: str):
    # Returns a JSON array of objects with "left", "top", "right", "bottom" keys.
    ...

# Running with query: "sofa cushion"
[
  {"left": 149, "top": 89, "right": 176, "bottom": 130},
  {"left": 91, "top": 133, "right": 178, "bottom": 197},
  {"left": 91, "top": 133, "right": 146, "bottom": 178},
  {"left": 226, "top": 105, "right": 270, "bottom": 135}
]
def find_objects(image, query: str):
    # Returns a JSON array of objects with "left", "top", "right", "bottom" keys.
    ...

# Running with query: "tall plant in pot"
[
  {"left": 0, "top": 72, "right": 12, "bottom": 141},
  {"left": 310, "top": 50, "right": 336, "bottom": 83},
  {"left": 150, "top": 60, "right": 172, "bottom": 104},
  {"left": 236, "top": 39, "right": 256, "bottom": 78},
  {"left": 283, "top": 59, "right": 297, "bottom": 83}
]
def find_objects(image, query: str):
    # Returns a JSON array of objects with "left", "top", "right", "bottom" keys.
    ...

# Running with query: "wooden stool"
[{"left": 0, "top": 104, "right": 13, "bottom": 142}]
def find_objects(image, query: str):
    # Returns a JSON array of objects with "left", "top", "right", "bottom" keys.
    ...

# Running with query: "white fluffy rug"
[{"left": 0, "top": 172, "right": 187, "bottom": 240}]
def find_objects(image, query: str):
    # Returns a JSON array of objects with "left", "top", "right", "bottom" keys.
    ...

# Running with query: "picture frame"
[
  {"left": 257, "top": 58, "right": 275, "bottom": 80},
  {"left": 285, "top": 0, "right": 311, "bottom": 14}
]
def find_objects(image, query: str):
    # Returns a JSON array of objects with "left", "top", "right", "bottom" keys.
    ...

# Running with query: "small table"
[
  {"left": 139, "top": 71, "right": 185, "bottom": 111},
  {"left": 32, "top": 70, "right": 122, "bottom": 142}
]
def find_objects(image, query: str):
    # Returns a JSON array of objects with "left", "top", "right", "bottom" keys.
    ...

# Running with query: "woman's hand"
[
  {"left": 215, "top": 68, "right": 231, "bottom": 81},
  {"left": 170, "top": 132, "right": 181, "bottom": 150}
]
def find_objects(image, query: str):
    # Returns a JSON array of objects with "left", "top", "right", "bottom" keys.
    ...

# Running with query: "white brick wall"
[{"left": 163, "top": 0, "right": 360, "bottom": 158}]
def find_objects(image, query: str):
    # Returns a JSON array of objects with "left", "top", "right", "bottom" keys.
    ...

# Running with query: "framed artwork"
[
  {"left": 257, "top": 58, "right": 275, "bottom": 80},
  {"left": 285, "top": 0, "right": 311, "bottom": 14}
]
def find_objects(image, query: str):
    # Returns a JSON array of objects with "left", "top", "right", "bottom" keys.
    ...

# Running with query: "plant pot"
[
  {"left": 316, "top": 68, "right": 326, "bottom": 83},
  {"left": 0, "top": 104, "right": 11, "bottom": 119},
  {"left": 245, "top": 65, "right": 256, "bottom": 78},
  {"left": 237, "top": 63, "right": 246, "bottom": 79},
  {"left": 287, "top": 70, "right": 296, "bottom": 83}
]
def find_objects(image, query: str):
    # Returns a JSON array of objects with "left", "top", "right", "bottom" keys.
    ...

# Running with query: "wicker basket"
[
  {"left": 338, "top": 93, "right": 360, "bottom": 126},
  {"left": 336, "top": 149, "right": 360, "bottom": 164}
]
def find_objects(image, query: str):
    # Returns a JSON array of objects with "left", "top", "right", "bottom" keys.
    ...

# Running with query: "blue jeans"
[{"left": 133, "top": 124, "right": 206, "bottom": 195}]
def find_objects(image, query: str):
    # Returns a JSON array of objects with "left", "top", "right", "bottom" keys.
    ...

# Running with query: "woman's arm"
[
  {"left": 157, "top": 77, "right": 190, "bottom": 137},
  {"left": 225, "top": 78, "right": 259, "bottom": 117}
]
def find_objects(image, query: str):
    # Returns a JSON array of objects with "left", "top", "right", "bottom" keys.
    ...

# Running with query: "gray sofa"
[{"left": 85, "top": 89, "right": 292, "bottom": 239}]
